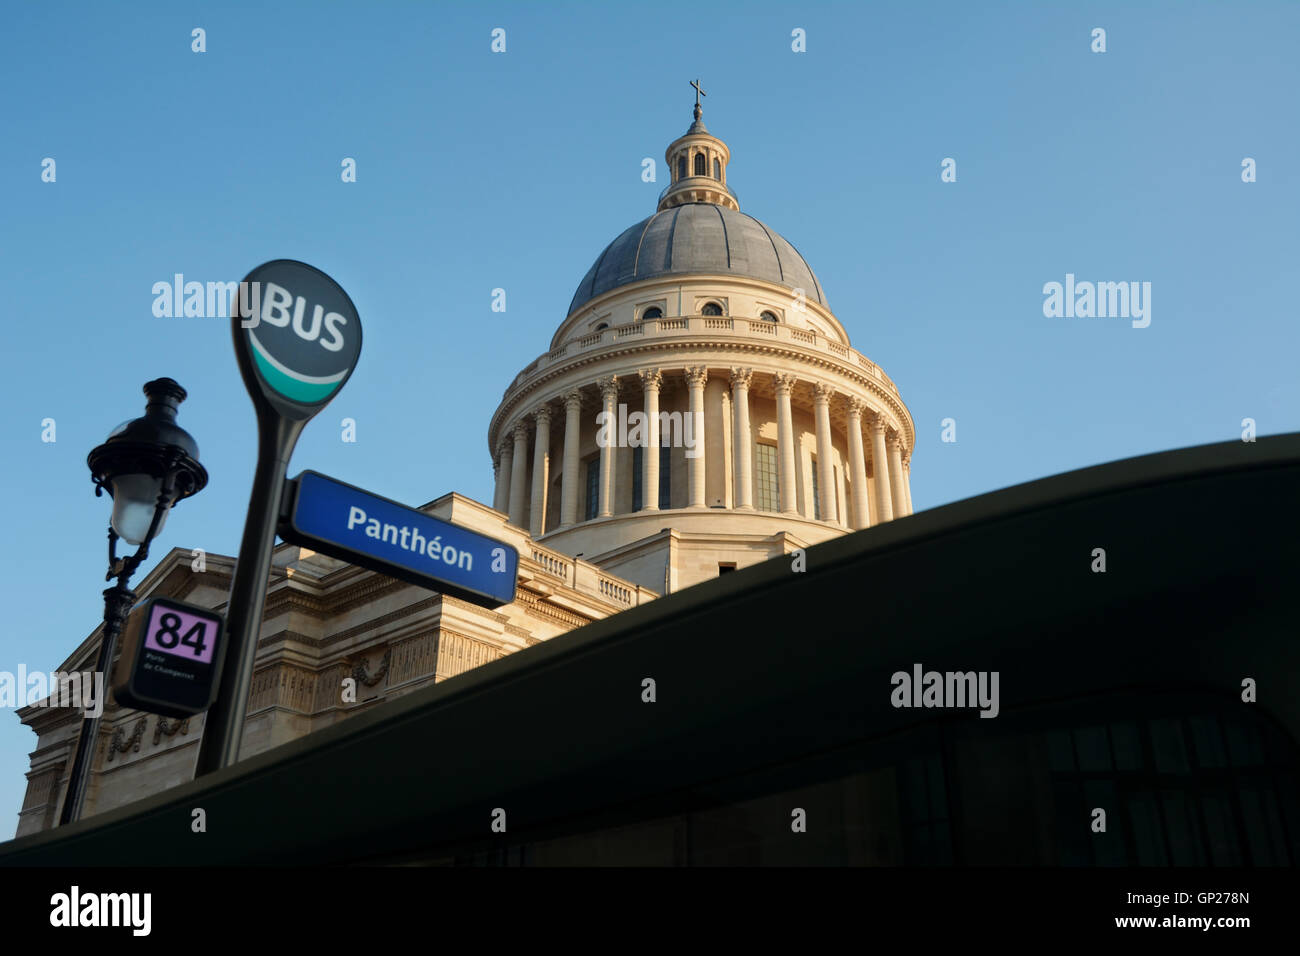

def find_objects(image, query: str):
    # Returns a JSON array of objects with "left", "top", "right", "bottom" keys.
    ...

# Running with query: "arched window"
[
  {"left": 759, "top": 311, "right": 779, "bottom": 323},
  {"left": 701, "top": 302, "right": 723, "bottom": 317},
  {"left": 694, "top": 153, "right": 706, "bottom": 176},
  {"left": 641, "top": 307, "right": 663, "bottom": 321},
  {"left": 595, "top": 323, "right": 608, "bottom": 331},
  {"left": 713, "top": 158, "right": 721, "bottom": 180},
  {"left": 677, "top": 156, "right": 686, "bottom": 180}
]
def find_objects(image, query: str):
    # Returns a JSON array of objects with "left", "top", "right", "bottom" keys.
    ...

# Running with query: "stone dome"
[
  {"left": 567, "top": 203, "right": 827, "bottom": 318},
  {"left": 487, "top": 92, "right": 917, "bottom": 599}
]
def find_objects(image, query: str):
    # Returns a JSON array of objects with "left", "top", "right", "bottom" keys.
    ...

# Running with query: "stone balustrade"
[
  {"left": 503, "top": 315, "right": 900, "bottom": 401},
  {"left": 527, "top": 541, "right": 652, "bottom": 608}
]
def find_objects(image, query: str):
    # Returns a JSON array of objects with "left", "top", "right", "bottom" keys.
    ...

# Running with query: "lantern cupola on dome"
[{"left": 657, "top": 79, "right": 738, "bottom": 214}]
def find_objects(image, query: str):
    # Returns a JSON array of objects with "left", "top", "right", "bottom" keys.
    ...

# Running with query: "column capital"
[
  {"left": 638, "top": 368, "right": 663, "bottom": 391},
  {"left": 772, "top": 371, "right": 797, "bottom": 395},
  {"left": 846, "top": 396, "right": 867, "bottom": 417},
  {"left": 513, "top": 420, "right": 529, "bottom": 441},
  {"left": 497, "top": 437, "right": 513, "bottom": 457},
  {"left": 563, "top": 389, "right": 583, "bottom": 410},
  {"left": 812, "top": 382, "right": 835, "bottom": 405},
  {"left": 684, "top": 365, "right": 709, "bottom": 388},
  {"left": 597, "top": 375, "right": 620, "bottom": 401},
  {"left": 729, "top": 367, "right": 753, "bottom": 390},
  {"left": 887, "top": 431, "right": 902, "bottom": 450},
  {"left": 533, "top": 405, "right": 552, "bottom": 428},
  {"left": 870, "top": 412, "right": 890, "bottom": 434}
]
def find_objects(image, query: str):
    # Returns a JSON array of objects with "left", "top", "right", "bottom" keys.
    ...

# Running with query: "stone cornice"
[
  {"left": 263, "top": 570, "right": 413, "bottom": 620},
  {"left": 512, "top": 589, "right": 591, "bottom": 629}
]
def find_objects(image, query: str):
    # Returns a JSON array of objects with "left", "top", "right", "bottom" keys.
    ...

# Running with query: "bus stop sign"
[
  {"left": 233, "top": 259, "right": 362, "bottom": 421},
  {"left": 112, "top": 597, "right": 227, "bottom": 718}
]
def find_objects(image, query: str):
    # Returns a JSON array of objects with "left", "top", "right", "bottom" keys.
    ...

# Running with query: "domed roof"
[{"left": 567, "top": 203, "right": 827, "bottom": 317}]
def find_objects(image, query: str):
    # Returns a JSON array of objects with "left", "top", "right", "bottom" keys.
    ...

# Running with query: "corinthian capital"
[
  {"left": 638, "top": 368, "right": 663, "bottom": 391},
  {"left": 684, "top": 365, "right": 709, "bottom": 388},
  {"left": 729, "top": 367, "right": 753, "bottom": 391},
  {"left": 597, "top": 375, "right": 620, "bottom": 402},
  {"left": 772, "top": 372, "right": 797, "bottom": 395}
]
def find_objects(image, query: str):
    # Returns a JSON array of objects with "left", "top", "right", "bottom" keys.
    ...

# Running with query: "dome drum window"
[
  {"left": 640, "top": 306, "right": 663, "bottom": 321},
  {"left": 759, "top": 311, "right": 779, "bottom": 323},
  {"left": 701, "top": 302, "right": 724, "bottom": 317}
]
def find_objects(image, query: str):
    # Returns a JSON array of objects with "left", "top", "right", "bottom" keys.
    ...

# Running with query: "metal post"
[
  {"left": 57, "top": 583, "right": 135, "bottom": 826},
  {"left": 193, "top": 414, "right": 304, "bottom": 776}
]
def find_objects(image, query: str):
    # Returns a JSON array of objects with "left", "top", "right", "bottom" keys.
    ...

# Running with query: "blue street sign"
[{"left": 280, "top": 471, "right": 519, "bottom": 607}]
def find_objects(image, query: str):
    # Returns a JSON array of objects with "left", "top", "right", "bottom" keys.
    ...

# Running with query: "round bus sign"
[{"left": 231, "top": 259, "right": 362, "bottom": 420}]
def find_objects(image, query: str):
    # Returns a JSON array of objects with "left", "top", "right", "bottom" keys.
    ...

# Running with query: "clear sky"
[{"left": 1, "top": 1, "right": 1296, "bottom": 833}]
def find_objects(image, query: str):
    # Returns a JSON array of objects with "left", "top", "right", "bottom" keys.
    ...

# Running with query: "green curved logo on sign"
[
  {"left": 232, "top": 260, "right": 362, "bottom": 420},
  {"left": 248, "top": 331, "right": 349, "bottom": 403}
]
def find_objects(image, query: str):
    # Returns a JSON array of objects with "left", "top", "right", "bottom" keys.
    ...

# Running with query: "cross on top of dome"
[{"left": 689, "top": 78, "right": 707, "bottom": 131}]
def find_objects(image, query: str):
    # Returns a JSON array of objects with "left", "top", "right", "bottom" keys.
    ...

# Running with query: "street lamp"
[{"left": 58, "top": 378, "right": 207, "bottom": 826}]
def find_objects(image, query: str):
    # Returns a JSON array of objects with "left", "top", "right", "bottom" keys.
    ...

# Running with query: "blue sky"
[{"left": 1, "top": 1, "right": 1296, "bottom": 832}]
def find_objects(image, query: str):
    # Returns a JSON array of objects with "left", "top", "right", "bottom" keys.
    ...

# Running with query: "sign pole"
[
  {"left": 192, "top": 415, "right": 302, "bottom": 776},
  {"left": 193, "top": 259, "right": 362, "bottom": 777}
]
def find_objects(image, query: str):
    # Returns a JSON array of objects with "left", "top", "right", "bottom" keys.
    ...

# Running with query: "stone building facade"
[{"left": 16, "top": 497, "right": 652, "bottom": 836}]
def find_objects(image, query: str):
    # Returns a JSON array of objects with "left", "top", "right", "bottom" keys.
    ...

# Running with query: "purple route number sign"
[{"left": 143, "top": 604, "right": 217, "bottom": 665}]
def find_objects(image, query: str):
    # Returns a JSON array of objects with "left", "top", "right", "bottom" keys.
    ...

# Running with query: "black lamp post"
[{"left": 58, "top": 378, "right": 207, "bottom": 827}]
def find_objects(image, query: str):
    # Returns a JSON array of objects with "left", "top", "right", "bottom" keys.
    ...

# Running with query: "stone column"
[
  {"left": 684, "top": 366, "right": 708, "bottom": 508},
  {"left": 529, "top": 407, "right": 551, "bottom": 537},
  {"left": 729, "top": 368, "right": 753, "bottom": 510},
  {"left": 846, "top": 397, "right": 870, "bottom": 529},
  {"left": 639, "top": 369, "right": 662, "bottom": 511},
  {"left": 508, "top": 421, "right": 529, "bottom": 527},
  {"left": 720, "top": 388, "right": 733, "bottom": 509},
  {"left": 597, "top": 376, "right": 618, "bottom": 517},
  {"left": 902, "top": 456, "right": 914, "bottom": 516},
  {"left": 870, "top": 414, "right": 893, "bottom": 523},
  {"left": 887, "top": 432, "right": 906, "bottom": 520},
  {"left": 773, "top": 373, "right": 798, "bottom": 515},
  {"left": 492, "top": 439, "right": 511, "bottom": 514},
  {"left": 813, "top": 382, "right": 837, "bottom": 523},
  {"left": 560, "top": 391, "right": 582, "bottom": 526}
]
